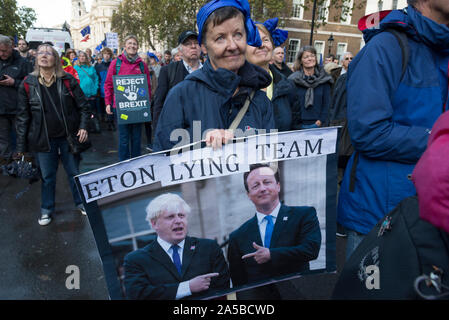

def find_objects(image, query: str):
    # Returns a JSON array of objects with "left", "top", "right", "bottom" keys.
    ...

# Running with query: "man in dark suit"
[
  {"left": 124, "top": 193, "right": 230, "bottom": 300},
  {"left": 227, "top": 163, "right": 321, "bottom": 299},
  {"left": 152, "top": 30, "right": 203, "bottom": 133}
]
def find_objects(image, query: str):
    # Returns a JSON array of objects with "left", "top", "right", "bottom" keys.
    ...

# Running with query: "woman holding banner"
[
  {"left": 153, "top": 0, "right": 275, "bottom": 152},
  {"left": 104, "top": 35, "right": 152, "bottom": 161}
]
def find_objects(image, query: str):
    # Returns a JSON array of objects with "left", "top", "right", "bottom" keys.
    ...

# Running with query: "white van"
[{"left": 26, "top": 27, "right": 74, "bottom": 53}]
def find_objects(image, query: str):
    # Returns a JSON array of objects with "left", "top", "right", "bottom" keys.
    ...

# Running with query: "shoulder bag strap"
[
  {"left": 228, "top": 90, "right": 256, "bottom": 131},
  {"left": 41, "top": 83, "right": 70, "bottom": 137}
]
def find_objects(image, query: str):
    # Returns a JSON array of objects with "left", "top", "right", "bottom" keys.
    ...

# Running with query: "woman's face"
[
  {"left": 202, "top": 15, "right": 247, "bottom": 73},
  {"left": 37, "top": 46, "right": 56, "bottom": 68},
  {"left": 103, "top": 52, "right": 111, "bottom": 61},
  {"left": 301, "top": 50, "right": 317, "bottom": 69},
  {"left": 245, "top": 27, "right": 273, "bottom": 68},
  {"left": 125, "top": 38, "right": 138, "bottom": 57},
  {"left": 78, "top": 52, "right": 87, "bottom": 64},
  {"left": 69, "top": 52, "right": 76, "bottom": 61}
]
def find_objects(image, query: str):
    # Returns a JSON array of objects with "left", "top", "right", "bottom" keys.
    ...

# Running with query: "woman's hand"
[
  {"left": 106, "top": 104, "right": 113, "bottom": 115},
  {"left": 77, "top": 129, "right": 88, "bottom": 143},
  {"left": 315, "top": 120, "right": 322, "bottom": 127},
  {"left": 205, "top": 129, "right": 234, "bottom": 150}
]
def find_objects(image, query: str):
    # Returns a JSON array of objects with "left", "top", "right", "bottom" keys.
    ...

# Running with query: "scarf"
[
  {"left": 123, "top": 50, "right": 139, "bottom": 64},
  {"left": 289, "top": 66, "right": 333, "bottom": 109}
]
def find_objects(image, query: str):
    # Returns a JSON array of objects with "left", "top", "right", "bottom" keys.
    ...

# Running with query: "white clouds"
[{"left": 17, "top": 0, "right": 93, "bottom": 28}]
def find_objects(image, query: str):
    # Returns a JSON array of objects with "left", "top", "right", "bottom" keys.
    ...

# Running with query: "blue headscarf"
[
  {"left": 259, "top": 17, "right": 288, "bottom": 47},
  {"left": 147, "top": 52, "right": 159, "bottom": 62},
  {"left": 197, "top": 0, "right": 261, "bottom": 47}
]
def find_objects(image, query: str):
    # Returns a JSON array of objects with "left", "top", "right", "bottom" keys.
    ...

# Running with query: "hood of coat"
[
  {"left": 361, "top": 6, "right": 449, "bottom": 51},
  {"left": 186, "top": 58, "right": 272, "bottom": 96}
]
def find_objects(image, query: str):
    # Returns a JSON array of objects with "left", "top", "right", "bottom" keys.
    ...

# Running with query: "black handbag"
[
  {"left": 66, "top": 132, "right": 92, "bottom": 155},
  {"left": 43, "top": 83, "right": 91, "bottom": 155}
]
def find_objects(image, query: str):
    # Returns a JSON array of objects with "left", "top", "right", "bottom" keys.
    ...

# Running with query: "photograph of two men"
[{"left": 76, "top": 128, "right": 338, "bottom": 300}]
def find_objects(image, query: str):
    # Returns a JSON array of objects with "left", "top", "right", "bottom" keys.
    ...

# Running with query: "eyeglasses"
[
  {"left": 37, "top": 51, "right": 53, "bottom": 56},
  {"left": 344, "top": 57, "right": 353, "bottom": 60},
  {"left": 302, "top": 54, "right": 316, "bottom": 60}
]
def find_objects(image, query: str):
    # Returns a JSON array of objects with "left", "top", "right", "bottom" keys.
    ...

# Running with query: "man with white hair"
[
  {"left": 123, "top": 193, "right": 230, "bottom": 300},
  {"left": 339, "top": 52, "right": 353, "bottom": 75}
]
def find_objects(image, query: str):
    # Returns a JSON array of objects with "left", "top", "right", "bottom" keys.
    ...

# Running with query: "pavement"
[{"left": 0, "top": 121, "right": 347, "bottom": 300}]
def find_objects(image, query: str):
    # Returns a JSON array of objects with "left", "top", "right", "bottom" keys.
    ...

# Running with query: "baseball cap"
[{"left": 178, "top": 30, "right": 198, "bottom": 45}]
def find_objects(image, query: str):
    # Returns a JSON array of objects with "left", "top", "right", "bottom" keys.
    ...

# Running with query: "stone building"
[
  {"left": 70, "top": 0, "right": 121, "bottom": 51},
  {"left": 284, "top": 0, "right": 408, "bottom": 64}
]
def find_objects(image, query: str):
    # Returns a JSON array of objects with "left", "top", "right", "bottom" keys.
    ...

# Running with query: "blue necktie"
[
  {"left": 264, "top": 215, "right": 274, "bottom": 248},
  {"left": 171, "top": 244, "right": 182, "bottom": 275}
]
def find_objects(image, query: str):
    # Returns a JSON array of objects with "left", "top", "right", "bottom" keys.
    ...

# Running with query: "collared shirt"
[
  {"left": 256, "top": 202, "right": 281, "bottom": 247},
  {"left": 38, "top": 71, "right": 56, "bottom": 87},
  {"left": 182, "top": 59, "right": 203, "bottom": 74},
  {"left": 156, "top": 236, "right": 191, "bottom": 299},
  {"left": 266, "top": 70, "right": 274, "bottom": 101}
]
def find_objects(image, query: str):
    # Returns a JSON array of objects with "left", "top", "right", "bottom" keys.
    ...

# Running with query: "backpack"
[
  {"left": 332, "top": 196, "right": 449, "bottom": 300},
  {"left": 115, "top": 58, "right": 145, "bottom": 75}
]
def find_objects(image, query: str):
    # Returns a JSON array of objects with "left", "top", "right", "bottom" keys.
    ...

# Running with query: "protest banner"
[
  {"left": 106, "top": 32, "right": 119, "bottom": 49},
  {"left": 75, "top": 128, "right": 338, "bottom": 300},
  {"left": 113, "top": 74, "right": 151, "bottom": 125}
]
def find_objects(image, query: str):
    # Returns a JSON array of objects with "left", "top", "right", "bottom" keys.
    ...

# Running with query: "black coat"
[
  {"left": 154, "top": 59, "right": 275, "bottom": 152},
  {"left": 16, "top": 73, "right": 91, "bottom": 153},
  {"left": 0, "top": 50, "right": 29, "bottom": 115},
  {"left": 270, "top": 65, "right": 296, "bottom": 132},
  {"left": 152, "top": 60, "right": 189, "bottom": 130},
  {"left": 227, "top": 205, "right": 321, "bottom": 298},
  {"left": 123, "top": 236, "right": 230, "bottom": 300}
]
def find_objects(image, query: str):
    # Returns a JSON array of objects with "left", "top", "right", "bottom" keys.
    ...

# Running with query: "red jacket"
[
  {"left": 412, "top": 111, "right": 449, "bottom": 234},
  {"left": 104, "top": 53, "right": 152, "bottom": 108}
]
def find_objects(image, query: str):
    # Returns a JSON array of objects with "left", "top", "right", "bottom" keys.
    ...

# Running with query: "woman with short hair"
[
  {"left": 288, "top": 46, "right": 333, "bottom": 129},
  {"left": 154, "top": 0, "right": 275, "bottom": 152},
  {"left": 104, "top": 35, "right": 152, "bottom": 161}
]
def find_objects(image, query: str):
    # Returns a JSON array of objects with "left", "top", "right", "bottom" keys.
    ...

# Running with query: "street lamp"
[{"left": 327, "top": 33, "right": 334, "bottom": 55}]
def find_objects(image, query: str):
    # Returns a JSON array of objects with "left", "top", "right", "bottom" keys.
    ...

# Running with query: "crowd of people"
[{"left": 1, "top": 0, "right": 448, "bottom": 300}]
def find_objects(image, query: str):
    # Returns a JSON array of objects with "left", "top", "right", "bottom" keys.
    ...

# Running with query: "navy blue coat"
[
  {"left": 154, "top": 59, "right": 276, "bottom": 151},
  {"left": 123, "top": 236, "right": 230, "bottom": 300},
  {"left": 269, "top": 65, "right": 296, "bottom": 132},
  {"left": 227, "top": 205, "right": 321, "bottom": 291},
  {"left": 338, "top": 6, "right": 449, "bottom": 235},
  {"left": 288, "top": 68, "right": 332, "bottom": 128}
]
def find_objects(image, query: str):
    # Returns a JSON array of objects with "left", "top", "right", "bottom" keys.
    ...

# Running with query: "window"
[
  {"left": 392, "top": 0, "right": 398, "bottom": 9},
  {"left": 340, "top": 0, "right": 354, "bottom": 24},
  {"left": 336, "top": 43, "right": 348, "bottom": 62},
  {"left": 314, "top": 40, "right": 325, "bottom": 64},
  {"left": 287, "top": 39, "right": 301, "bottom": 64},
  {"left": 378, "top": 0, "right": 384, "bottom": 11},
  {"left": 292, "top": 0, "right": 304, "bottom": 19},
  {"left": 318, "top": 0, "right": 330, "bottom": 22}
]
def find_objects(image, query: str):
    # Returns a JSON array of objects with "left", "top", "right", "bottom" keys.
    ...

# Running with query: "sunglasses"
[{"left": 345, "top": 57, "right": 353, "bottom": 60}]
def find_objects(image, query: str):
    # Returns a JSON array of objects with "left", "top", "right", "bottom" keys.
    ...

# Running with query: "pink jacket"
[
  {"left": 412, "top": 111, "right": 449, "bottom": 234},
  {"left": 104, "top": 53, "right": 152, "bottom": 108}
]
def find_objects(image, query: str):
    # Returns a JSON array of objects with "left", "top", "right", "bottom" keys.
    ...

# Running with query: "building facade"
[
  {"left": 70, "top": 0, "right": 121, "bottom": 51},
  {"left": 284, "top": 0, "right": 408, "bottom": 64}
]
